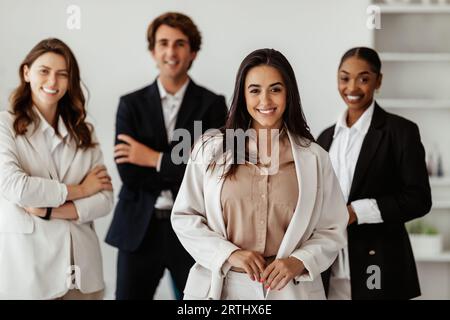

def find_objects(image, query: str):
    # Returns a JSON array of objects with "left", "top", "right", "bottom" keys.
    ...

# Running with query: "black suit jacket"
[
  {"left": 317, "top": 103, "right": 432, "bottom": 299},
  {"left": 105, "top": 79, "right": 228, "bottom": 252}
]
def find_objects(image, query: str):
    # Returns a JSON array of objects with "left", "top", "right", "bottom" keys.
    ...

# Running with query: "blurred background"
[{"left": 1, "top": 0, "right": 449, "bottom": 299}]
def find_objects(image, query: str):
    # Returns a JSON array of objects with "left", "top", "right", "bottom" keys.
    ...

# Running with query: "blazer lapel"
[
  {"left": 277, "top": 131, "right": 318, "bottom": 258},
  {"left": 174, "top": 80, "right": 200, "bottom": 132},
  {"left": 320, "top": 126, "right": 335, "bottom": 152},
  {"left": 25, "top": 125, "right": 59, "bottom": 180},
  {"left": 58, "top": 136, "right": 77, "bottom": 182},
  {"left": 146, "top": 81, "right": 168, "bottom": 147},
  {"left": 204, "top": 140, "right": 231, "bottom": 237},
  {"left": 348, "top": 103, "right": 386, "bottom": 201}
]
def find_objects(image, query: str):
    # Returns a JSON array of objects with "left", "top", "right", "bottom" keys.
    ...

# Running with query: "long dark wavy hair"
[
  {"left": 207, "top": 48, "right": 314, "bottom": 179},
  {"left": 9, "top": 38, "right": 94, "bottom": 149}
]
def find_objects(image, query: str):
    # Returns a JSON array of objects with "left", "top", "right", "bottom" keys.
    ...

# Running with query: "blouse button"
[{"left": 369, "top": 250, "right": 376, "bottom": 256}]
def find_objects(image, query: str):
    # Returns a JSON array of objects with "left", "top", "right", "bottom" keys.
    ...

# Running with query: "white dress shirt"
[
  {"left": 154, "top": 77, "right": 189, "bottom": 210},
  {"left": 35, "top": 107, "right": 69, "bottom": 181},
  {"left": 328, "top": 101, "right": 383, "bottom": 285}
]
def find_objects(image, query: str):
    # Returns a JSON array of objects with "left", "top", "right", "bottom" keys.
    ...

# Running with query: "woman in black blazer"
[{"left": 317, "top": 47, "right": 432, "bottom": 300}]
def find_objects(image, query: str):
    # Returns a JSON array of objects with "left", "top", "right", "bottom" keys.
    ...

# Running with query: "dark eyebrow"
[
  {"left": 38, "top": 65, "right": 68, "bottom": 72},
  {"left": 157, "top": 38, "right": 188, "bottom": 43},
  {"left": 340, "top": 70, "right": 372, "bottom": 76},
  {"left": 248, "top": 82, "right": 284, "bottom": 89},
  {"left": 270, "top": 82, "right": 283, "bottom": 87}
]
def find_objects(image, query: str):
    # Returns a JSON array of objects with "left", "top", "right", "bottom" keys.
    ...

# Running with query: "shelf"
[
  {"left": 430, "top": 177, "right": 450, "bottom": 187},
  {"left": 415, "top": 251, "right": 450, "bottom": 262},
  {"left": 433, "top": 201, "right": 450, "bottom": 210},
  {"left": 380, "top": 52, "right": 450, "bottom": 62},
  {"left": 378, "top": 4, "right": 450, "bottom": 14},
  {"left": 378, "top": 99, "right": 450, "bottom": 109}
]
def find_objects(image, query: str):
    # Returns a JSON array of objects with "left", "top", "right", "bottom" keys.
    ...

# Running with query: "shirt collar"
[
  {"left": 33, "top": 106, "right": 68, "bottom": 140},
  {"left": 333, "top": 100, "right": 375, "bottom": 138},
  {"left": 157, "top": 77, "right": 190, "bottom": 102}
]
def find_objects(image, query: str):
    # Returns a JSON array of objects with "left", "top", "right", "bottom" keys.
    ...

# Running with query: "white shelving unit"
[
  {"left": 377, "top": 99, "right": 450, "bottom": 109},
  {"left": 377, "top": 4, "right": 450, "bottom": 14},
  {"left": 433, "top": 201, "right": 450, "bottom": 210},
  {"left": 415, "top": 251, "right": 450, "bottom": 263},
  {"left": 373, "top": 0, "right": 450, "bottom": 299},
  {"left": 430, "top": 177, "right": 450, "bottom": 187},
  {"left": 379, "top": 52, "right": 450, "bottom": 62}
]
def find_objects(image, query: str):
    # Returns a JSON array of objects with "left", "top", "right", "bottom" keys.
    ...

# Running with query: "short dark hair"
[
  {"left": 339, "top": 47, "right": 382, "bottom": 75},
  {"left": 147, "top": 12, "right": 202, "bottom": 53}
]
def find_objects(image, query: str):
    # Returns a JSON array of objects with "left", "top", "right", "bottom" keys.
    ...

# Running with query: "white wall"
[{"left": 0, "top": 0, "right": 372, "bottom": 299}]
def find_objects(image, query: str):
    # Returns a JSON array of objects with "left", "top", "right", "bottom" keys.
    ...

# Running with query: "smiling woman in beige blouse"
[{"left": 171, "top": 48, "right": 348, "bottom": 300}]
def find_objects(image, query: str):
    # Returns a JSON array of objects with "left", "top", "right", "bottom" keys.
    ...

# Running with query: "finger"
[
  {"left": 90, "top": 165, "right": 106, "bottom": 174},
  {"left": 117, "top": 134, "right": 135, "bottom": 144},
  {"left": 254, "top": 255, "right": 266, "bottom": 275},
  {"left": 114, "top": 150, "right": 130, "bottom": 158},
  {"left": 261, "top": 261, "right": 276, "bottom": 282},
  {"left": 115, "top": 157, "right": 130, "bottom": 164},
  {"left": 114, "top": 144, "right": 130, "bottom": 152},
  {"left": 265, "top": 266, "right": 280, "bottom": 289},
  {"left": 96, "top": 170, "right": 110, "bottom": 179},
  {"left": 101, "top": 175, "right": 112, "bottom": 181},
  {"left": 249, "top": 261, "right": 261, "bottom": 282},
  {"left": 271, "top": 274, "right": 288, "bottom": 291},
  {"left": 100, "top": 177, "right": 111, "bottom": 184},
  {"left": 243, "top": 265, "right": 255, "bottom": 281},
  {"left": 273, "top": 275, "right": 290, "bottom": 291},
  {"left": 102, "top": 183, "right": 114, "bottom": 191}
]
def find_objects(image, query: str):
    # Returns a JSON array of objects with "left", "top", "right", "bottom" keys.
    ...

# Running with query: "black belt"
[{"left": 153, "top": 208, "right": 172, "bottom": 219}]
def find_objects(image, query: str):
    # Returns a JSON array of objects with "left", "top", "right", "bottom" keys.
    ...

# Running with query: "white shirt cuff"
[
  {"left": 61, "top": 183, "right": 68, "bottom": 203},
  {"left": 156, "top": 152, "right": 163, "bottom": 172},
  {"left": 351, "top": 199, "right": 383, "bottom": 225}
]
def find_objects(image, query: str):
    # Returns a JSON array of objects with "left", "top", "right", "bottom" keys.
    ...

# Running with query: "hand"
[
  {"left": 114, "top": 134, "right": 160, "bottom": 167},
  {"left": 24, "top": 207, "right": 46, "bottom": 218},
  {"left": 347, "top": 205, "right": 357, "bottom": 225},
  {"left": 261, "top": 257, "right": 305, "bottom": 291},
  {"left": 227, "top": 250, "right": 266, "bottom": 282},
  {"left": 80, "top": 165, "right": 113, "bottom": 197}
]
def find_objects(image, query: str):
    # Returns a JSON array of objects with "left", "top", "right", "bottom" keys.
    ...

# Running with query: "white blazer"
[
  {"left": 171, "top": 131, "right": 348, "bottom": 300},
  {"left": 0, "top": 111, "right": 114, "bottom": 299}
]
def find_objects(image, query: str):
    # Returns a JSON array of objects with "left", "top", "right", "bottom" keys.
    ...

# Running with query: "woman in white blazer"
[
  {"left": 171, "top": 49, "right": 348, "bottom": 300},
  {"left": 0, "top": 38, "right": 114, "bottom": 299}
]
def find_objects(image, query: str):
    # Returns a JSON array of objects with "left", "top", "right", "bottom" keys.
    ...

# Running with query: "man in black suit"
[
  {"left": 105, "top": 12, "right": 228, "bottom": 299},
  {"left": 318, "top": 102, "right": 432, "bottom": 299}
]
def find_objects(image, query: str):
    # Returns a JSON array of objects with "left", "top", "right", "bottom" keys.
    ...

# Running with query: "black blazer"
[
  {"left": 317, "top": 103, "right": 432, "bottom": 300},
  {"left": 105, "top": 79, "right": 228, "bottom": 252}
]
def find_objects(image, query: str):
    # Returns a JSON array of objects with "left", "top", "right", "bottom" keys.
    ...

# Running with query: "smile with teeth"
[
  {"left": 165, "top": 60, "right": 178, "bottom": 66},
  {"left": 256, "top": 107, "right": 277, "bottom": 114},
  {"left": 42, "top": 87, "right": 58, "bottom": 94},
  {"left": 346, "top": 94, "right": 363, "bottom": 102}
]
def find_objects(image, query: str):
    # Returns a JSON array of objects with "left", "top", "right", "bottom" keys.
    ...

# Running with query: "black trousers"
[{"left": 115, "top": 214, "right": 194, "bottom": 300}]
